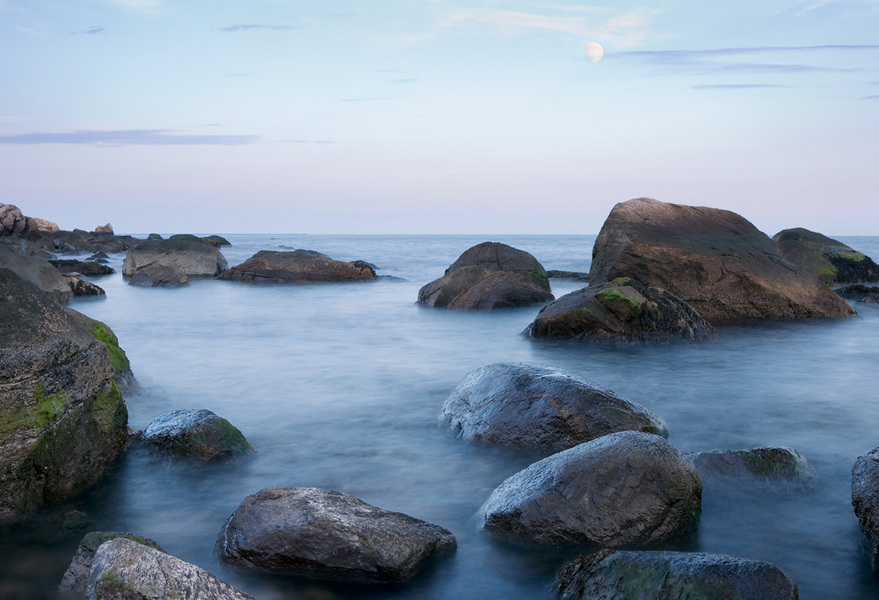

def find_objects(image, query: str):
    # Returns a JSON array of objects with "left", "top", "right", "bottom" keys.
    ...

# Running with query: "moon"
[{"left": 586, "top": 42, "right": 604, "bottom": 64}]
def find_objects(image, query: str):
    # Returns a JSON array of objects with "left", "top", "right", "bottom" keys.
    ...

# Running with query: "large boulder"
[
  {"left": 417, "top": 242, "right": 554, "bottom": 309},
  {"left": 524, "top": 277, "right": 716, "bottom": 343},
  {"left": 218, "top": 249, "right": 376, "bottom": 283},
  {"left": 128, "top": 265, "right": 189, "bottom": 288},
  {"left": 852, "top": 446, "right": 879, "bottom": 569},
  {"left": 556, "top": 549, "right": 799, "bottom": 600},
  {"left": 141, "top": 409, "right": 252, "bottom": 461},
  {"left": 0, "top": 248, "right": 73, "bottom": 303},
  {"left": 588, "top": 198, "right": 854, "bottom": 323},
  {"left": 58, "top": 531, "right": 163, "bottom": 598},
  {"left": 479, "top": 431, "right": 701, "bottom": 546},
  {"left": 86, "top": 537, "right": 255, "bottom": 600},
  {"left": 774, "top": 227, "right": 879, "bottom": 284},
  {"left": 0, "top": 203, "right": 29, "bottom": 236},
  {"left": 122, "top": 237, "right": 228, "bottom": 278},
  {"left": 217, "top": 487, "right": 457, "bottom": 583},
  {"left": 439, "top": 362, "right": 667, "bottom": 453},
  {"left": 689, "top": 447, "right": 817, "bottom": 488},
  {"left": 0, "top": 269, "right": 128, "bottom": 523}
]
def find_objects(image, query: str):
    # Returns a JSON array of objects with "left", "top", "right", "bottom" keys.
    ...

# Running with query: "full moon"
[{"left": 586, "top": 42, "right": 604, "bottom": 63}]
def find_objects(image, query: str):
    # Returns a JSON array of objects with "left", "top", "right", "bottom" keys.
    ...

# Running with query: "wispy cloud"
[
  {"left": 220, "top": 24, "right": 296, "bottom": 33},
  {"left": 389, "top": 78, "right": 417, "bottom": 84},
  {"left": 693, "top": 83, "right": 790, "bottom": 90},
  {"left": 0, "top": 129, "right": 259, "bottom": 146},
  {"left": 863, "top": 95, "right": 879, "bottom": 100},
  {"left": 341, "top": 97, "right": 393, "bottom": 102},
  {"left": 73, "top": 26, "right": 106, "bottom": 35},
  {"left": 279, "top": 139, "right": 336, "bottom": 144}
]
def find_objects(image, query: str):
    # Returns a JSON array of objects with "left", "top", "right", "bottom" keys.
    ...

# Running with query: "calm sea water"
[{"left": 3, "top": 234, "right": 879, "bottom": 600}]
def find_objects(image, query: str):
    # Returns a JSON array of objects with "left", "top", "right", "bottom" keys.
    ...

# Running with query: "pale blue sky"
[{"left": 1, "top": 1, "right": 877, "bottom": 234}]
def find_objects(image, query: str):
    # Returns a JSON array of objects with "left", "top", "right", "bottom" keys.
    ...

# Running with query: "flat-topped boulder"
[
  {"left": 0, "top": 269, "right": 128, "bottom": 524},
  {"left": 774, "top": 227, "right": 879, "bottom": 284},
  {"left": 524, "top": 277, "right": 716, "bottom": 343},
  {"left": 440, "top": 362, "right": 667, "bottom": 453},
  {"left": 479, "top": 431, "right": 701, "bottom": 546},
  {"left": 589, "top": 198, "right": 854, "bottom": 324},
  {"left": 418, "top": 242, "right": 554, "bottom": 309},
  {"left": 123, "top": 237, "right": 228, "bottom": 278},
  {"left": 556, "top": 550, "right": 799, "bottom": 600},
  {"left": 217, "top": 487, "right": 456, "bottom": 583},
  {"left": 141, "top": 409, "right": 252, "bottom": 461},
  {"left": 218, "top": 249, "right": 376, "bottom": 283}
]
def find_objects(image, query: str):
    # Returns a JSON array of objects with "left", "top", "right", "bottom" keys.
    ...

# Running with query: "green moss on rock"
[
  {"left": 596, "top": 287, "right": 646, "bottom": 320},
  {"left": 0, "top": 384, "right": 68, "bottom": 436},
  {"left": 88, "top": 321, "right": 131, "bottom": 377},
  {"left": 834, "top": 251, "right": 866, "bottom": 262}
]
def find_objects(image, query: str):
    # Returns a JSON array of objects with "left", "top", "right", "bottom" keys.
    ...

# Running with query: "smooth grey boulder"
[
  {"left": 689, "top": 447, "right": 817, "bottom": 488},
  {"left": 524, "top": 277, "right": 716, "bottom": 344},
  {"left": 417, "top": 242, "right": 554, "bottom": 309},
  {"left": 141, "top": 409, "right": 252, "bottom": 461},
  {"left": 218, "top": 249, "right": 376, "bottom": 283},
  {"left": 122, "top": 237, "right": 228, "bottom": 278},
  {"left": 0, "top": 248, "right": 73, "bottom": 303},
  {"left": 217, "top": 487, "right": 457, "bottom": 583},
  {"left": 479, "top": 431, "right": 701, "bottom": 546},
  {"left": 440, "top": 362, "right": 667, "bottom": 453},
  {"left": 589, "top": 198, "right": 854, "bottom": 323},
  {"left": 556, "top": 549, "right": 799, "bottom": 600},
  {"left": 852, "top": 446, "right": 879, "bottom": 569},
  {"left": 58, "top": 531, "right": 162, "bottom": 598},
  {"left": 86, "top": 538, "right": 255, "bottom": 600},
  {"left": 128, "top": 265, "right": 189, "bottom": 288},
  {"left": 774, "top": 227, "right": 879, "bottom": 284}
]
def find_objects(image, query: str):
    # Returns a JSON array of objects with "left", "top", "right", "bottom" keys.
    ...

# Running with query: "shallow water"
[{"left": 3, "top": 234, "right": 879, "bottom": 599}]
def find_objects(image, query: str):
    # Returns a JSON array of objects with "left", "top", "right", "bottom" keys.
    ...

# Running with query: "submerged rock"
[
  {"left": 440, "top": 362, "right": 667, "bottom": 453},
  {"left": 87, "top": 538, "right": 255, "bottom": 600},
  {"left": 417, "top": 242, "right": 554, "bottom": 309},
  {"left": 0, "top": 269, "right": 128, "bottom": 524},
  {"left": 141, "top": 409, "right": 252, "bottom": 461},
  {"left": 479, "top": 431, "right": 701, "bottom": 547},
  {"left": 58, "top": 531, "right": 163, "bottom": 598},
  {"left": 122, "top": 237, "right": 228, "bottom": 278},
  {"left": 774, "top": 227, "right": 879, "bottom": 284},
  {"left": 588, "top": 198, "right": 854, "bottom": 323},
  {"left": 217, "top": 487, "right": 456, "bottom": 583},
  {"left": 219, "top": 249, "right": 376, "bottom": 283},
  {"left": 688, "top": 447, "right": 817, "bottom": 488},
  {"left": 555, "top": 549, "right": 799, "bottom": 600},
  {"left": 525, "top": 277, "right": 716, "bottom": 344}
]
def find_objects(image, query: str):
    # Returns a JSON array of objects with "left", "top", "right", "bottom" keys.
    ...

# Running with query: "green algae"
[
  {"left": 596, "top": 287, "right": 646, "bottom": 320},
  {"left": 833, "top": 251, "right": 866, "bottom": 262},
  {"left": 88, "top": 321, "right": 131, "bottom": 377},
  {"left": 0, "top": 384, "right": 68, "bottom": 436}
]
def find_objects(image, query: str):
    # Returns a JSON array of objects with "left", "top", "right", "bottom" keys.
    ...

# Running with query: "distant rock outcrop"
[
  {"left": 774, "top": 227, "right": 879, "bottom": 284},
  {"left": 123, "top": 237, "right": 228, "bottom": 278},
  {"left": 417, "top": 242, "right": 554, "bottom": 309},
  {"left": 94, "top": 223, "right": 114, "bottom": 235},
  {"left": 0, "top": 203, "right": 28, "bottom": 236},
  {"left": 219, "top": 249, "right": 376, "bottom": 283},
  {"left": 588, "top": 198, "right": 854, "bottom": 324},
  {"left": 524, "top": 277, "right": 716, "bottom": 344}
]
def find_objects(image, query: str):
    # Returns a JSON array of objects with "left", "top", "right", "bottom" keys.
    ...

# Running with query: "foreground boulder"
[
  {"left": 589, "top": 198, "right": 854, "bottom": 323},
  {"left": 122, "top": 237, "right": 228, "bottom": 278},
  {"left": 128, "top": 265, "right": 189, "bottom": 288},
  {"left": 58, "top": 531, "right": 162, "bottom": 598},
  {"left": 479, "top": 431, "right": 701, "bottom": 546},
  {"left": 689, "top": 447, "right": 816, "bottom": 488},
  {"left": 556, "top": 549, "right": 799, "bottom": 600},
  {"left": 852, "top": 446, "right": 879, "bottom": 568},
  {"left": 439, "top": 362, "right": 667, "bottom": 453},
  {"left": 0, "top": 269, "right": 128, "bottom": 523},
  {"left": 0, "top": 249, "right": 73, "bottom": 303},
  {"left": 774, "top": 227, "right": 879, "bottom": 284},
  {"left": 141, "top": 409, "right": 252, "bottom": 461},
  {"left": 417, "top": 242, "right": 554, "bottom": 309},
  {"left": 219, "top": 249, "right": 376, "bottom": 283},
  {"left": 87, "top": 538, "right": 254, "bottom": 600},
  {"left": 525, "top": 277, "right": 716, "bottom": 343},
  {"left": 217, "top": 487, "right": 456, "bottom": 583}
]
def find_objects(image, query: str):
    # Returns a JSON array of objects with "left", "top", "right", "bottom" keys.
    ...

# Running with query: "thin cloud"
[
  {"left": 220, "top": 24, "right": 296, "bottom": 32},
  {"left": 863, "top": 95, "right": 879, "bottom": 100},
  {"left": 0, "top": 129, "right": 259, "bottom": 146},
  {"left": 618, "top": 44, "right": 879, "bottom": 60},
  {"left": 389, "top": 78, "right": 417, "bottom": 84},
  {"left": 341, "top": 97, "right": 392, "bottom": 102},
  {"left": 72, "top": 26, "right": 106, "bottom": 35},
  {"left": 280, "top": 140, "right": 336, "bottom": 144},
  {"left": 693, "top": 84, "right": 790, "bottom": 90}
]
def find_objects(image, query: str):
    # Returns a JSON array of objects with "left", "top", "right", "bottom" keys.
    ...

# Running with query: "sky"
[{"left": 1, "top": 1, "right": 877, "bottom": 235}]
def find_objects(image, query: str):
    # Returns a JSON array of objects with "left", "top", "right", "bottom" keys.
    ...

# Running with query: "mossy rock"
[
  {"left": 688, "top": 447, "right": 817, "bottom": 488},
  {"left": 141, "top": 409, "right": 252, "bottom": 461}
]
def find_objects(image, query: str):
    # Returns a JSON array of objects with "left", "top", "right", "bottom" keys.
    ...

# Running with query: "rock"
[
  {"left": 589, "top": 198, "right": 854, "bottom": 323},
  {"left": 418, "top": 242, "right": 554, "bottom": 309},
  {"left": 201, "top": 234, "right": 231, "bottom": 247},
  {"left": 217, "top": 487, "right": 456, "bottom": 583},
  {"left": 141, "top": 409, "right": 252, "bottom": 460},
  {"left": 688, "top": 447, "right": 817, "bottom": 488},
  {"left": 72, "top": 314, "right": 134, "bottom": 387},
  {"left": 31, "top": 217, "right": 59, "bottom": 233},
  {"left": 547, "top": 270, "right": 590, "bottom": 281},
  {"left": 479, "top": 431, "right": 701, "bottom": 546},
  {"left": 122, "top": 237, "right": 228, "bottom": 278},
  {"left": 0, "top": 203, "right": 28, "bottom": 235},
  {"left": 0, "top": 269, "right": 128, "bottom": 524},
  {"left": 774, "top": 227, "right": 879, "bottom": 284},
  {"left": 218, "top": 249, "right": 376, "bottom": 283},
  {"left": 555, "top": 549, "right": 799, "bottom": 600},
  {"left": 49, "top": 259, "right": 115, "bottom": 276},
  {"left": 94, "top": 223, "right": 114, "bottom": 235},
  {"left": 58, "top": 531, "right": 162, "bottom": 598},
  {"left": 852, "top": 446, "right": 879, "bottom": 569},
  {"left": 87, "top": 251, "right": 110, "bottom": 262},
  {"left": 439, "top": 362, "right": 667, "bottom": 453},
  {"left": 835, "top": 284, "right": 879, "bottom": 301},
  {"left": 524, "top": 277, "right": 716, "bottom": 344},
  {"left": 128, "top": 265, "right": 189, "bottom": 288},
  {"left": 0, "top": 248, "right": 73, "bottom": 303},
  {"left": 84, "top": 235, "right": 134, "bottom": 255},
  {"left": 65, "top": 276, "right": 106, "bottom": 298},
  {"left": 86, "top": 537, "right": 254, "bottom": 600}
]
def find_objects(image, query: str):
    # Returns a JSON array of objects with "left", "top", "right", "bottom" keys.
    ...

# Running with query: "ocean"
[{"left": 3, "top": 233, "right": 879, "bottom": 599}]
